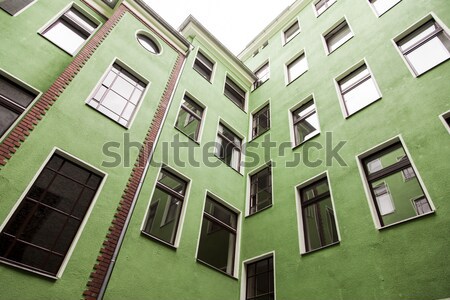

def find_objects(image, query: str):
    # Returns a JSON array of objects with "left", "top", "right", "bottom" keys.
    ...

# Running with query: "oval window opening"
[{"left": 137, "top": 33, "right": 160, "bottom": 54}]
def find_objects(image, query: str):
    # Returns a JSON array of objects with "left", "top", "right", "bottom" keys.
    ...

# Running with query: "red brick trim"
[
  {"left": 0, "top": 5, "right": 127, "bottom": 168},
  {"left": 82, "top": 41, "right": 185, "bottom": 300}
]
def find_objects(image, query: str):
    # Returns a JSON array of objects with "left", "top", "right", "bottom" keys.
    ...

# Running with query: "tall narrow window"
[
  {"left": 193, "top": 51, "right": 214, "bottom": 81},
  {"left": 252, "top": 105, "right": 270, "bottom": 139},
  {"left": 324, "top": 20, "right": 353, "bottom": 53},
  {"left": 175, "top": 94, "right": 204, "bottom": 141},
  {"left": 215, "top": 123, "right": 242, "bottom": 172},
  {"left": 0, "top": 0, "right": 34, "bottom": 15},
  {"left": 142, "top": 169, "right": 187, "bottom": 246},
  {"left": 42, "top": 6, "right": 98, "bottom": 55},
  {"left": 249, "top": 166, "right": 272, "bottom": 215},
  {"left": 299, "top": 177, "right": 339, "bottom": 252},
  {"left": 87, "top": 63, "right": 146, "bottom": 127},
  {"left": 286, "top": 53, "right": 308, "bottom": 84},
  {"left": 369, "top": 0, "right": 401, "bottom": 16},
  {"left": 254, "top": 62, "right": 270, "bottom": 88},
  {"left": 314, "top": 0, "right": 336, "bottom": 16},
  {"left": 283, "top": 21, "right": 300, "bottom": 44},
  {"left": 0, "top": 153, "right": 103, "bottom": 276},
  {"left": 362, "top": 142, "right": 433, "bottom": 227},
  {"left": 292, "top": 100, "right": 320, "bottom": 146},
  {"left": 337, "top": 64, "right": 381, "bottom": 116},
  {"left": 197, "top": 197, "right": 238, "bottom": 276},
  {"left": 224, "top": 77, "right": 246, "bottom": 110},
  {"left": 396, "top": 19, "right": 450, "bottom": 76},
  {"left": 246, "top": 256, "right": 275, "bottom": 300},
  {"left": 0, "top": 73, "right": 38, "bottom": 138}
]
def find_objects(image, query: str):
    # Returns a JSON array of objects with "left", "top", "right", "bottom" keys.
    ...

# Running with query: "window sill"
[
  {"left": 0, "top": 257, "right": 59, "bottom": 280},
  {"left": 344, "top": 96, "right": 382, "bottom": 119},
  {"left": 223, "top": 93, "right": 247, "bottom": 113},
  {"left": 377, "top": 210, "right": 435, "bottom": 230},
  {"left": 141, "top": 231, "right": 177, "bottom": 250},
  {"left": 286, "top": 70, "right": 308, "bottom": 87},
  {"left": 214, "top": 155, "right": 243, "bottom": 176},
  {"left": 196, "top": 259, "right": 238, "bottom": 280},
  {"left": 174, "top": 126, "right": 201, "bottom": 145},
  {"left": 326, "top": 35, "right": 354, "bottom": 56},
  {"left": 246, "top": 204, "right": 273, "bottom": 218},
  {"left": 292, "top": 132, "right": 320, "bottom": 151},
  {"left": 301, "top": 241, "right": 340, "bottom": 256},
  {"left": 250, "top": 128, "right": 271, "bottom": 142},
  {"left": 85, "top": 103, "right": 130, "bottom": 129}
]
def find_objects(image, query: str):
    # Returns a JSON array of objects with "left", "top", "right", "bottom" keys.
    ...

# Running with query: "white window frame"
[
  {"left": 439, "top": 110, "right": 450, "bottom": 135},
  {"left": 223, "top": 72, "right": 248, "bottom": 112},
  {"left": 312, "top": 0, "right": 337, "bottom": 17},
  {"left": 321, "top": 17, "right": 354, "bottom": 55},
  {"left": 288, "top": 94, "right": 321, "bottom": 148},
  {"left": 192, "top": 48, "right": 216, "bottom": 83},
  {"left": 0, "top": 147, "right": 107, "bottom": 279},
  {"left": 367, "top": 0, "right": 402, "bottom": 17},
  {"left": 135, "top": 30, "right": 163, "bottom": 56},
  {"left": 253, "top": 60, "right": 270, "bottom": 89},
  {"left": 173, "top": 90, "right": 207, "bottom": 144},
  {"left": 249, "top": 99, "right": 271, "bottom": 141},
  {"left": 245, "top": 161, "right": 274, "bottom": 217},
  {"left": 355, "top": 135, "right": 435, "bottom": 229},
  {"left": 214, "top": 118, "right": 245, "bottom": 173},
  {"left": 281, "top": 18, "right": 301, "bottom": 45},
  {"left": 0, "top": 0, "right": 37, "bottom": 16},
  {"left": 240, "top": 251, "right": 277, "bottom": 300},
  {"left": 285, "top": 50, "right": 308, "bottom": 85}
]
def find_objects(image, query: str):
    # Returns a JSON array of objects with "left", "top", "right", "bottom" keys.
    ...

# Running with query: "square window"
[
  {"left": 395, "top": 18, "right": 450, "bottom": 76},
  {"left": 252, "top": 104, "right": 270, "bottom": 139},
  {"left": 337, "top": 64, "right": 381, "bottom": 116},
  {"left": 193, "top": 50, "right": 214, "bottom": 82},
  {"left": 0, "top": 0, "right": 34, "bottom": 16},
  {"left": 142, "top": 169, "right": 188, "bottom": 246},
  {"left": 175, "top": 94, "right": 204, "bottom": 141},
  {"left": 298, "top": 177, "right": 339, "bottom": 252},
  {"left": 215, "top": 123, "right": 242, "bottom": 172},
  {"left": 87, "top": 63, "right": 146, "bottom": 127},
  {"left": 197, "top": 196, "right": 238, "bottom": 276},
  {"left": 324, "top": 20, "right": 353, "bottom": 54},
  {"left": 314, "top": 0, "right": 336, "bottom": 16},
  {"left": 369, "top": 0, "right": 401, "bottom": 16},
  {"left": 283, "top": 20, "right": 300, "bottom": 44},
  {"left": 42, "top": 6, "right": 98, "bottom": 55},
  {"left": 286, "top": 53, "right": 308, "bottom": 84},
  {"left": 254, "top": 62, "right": 270, "bottom": 88},
  {"left": 245, "top": 256, "right": 275, "bottom": 300},
  {"left": 249, "top": 166, "right": 272, "bottom": 215},
  {"left": 0, "top": 73, "right": 38, "bottom": 138},
  {"left": 361, "top": 141, "right": 433, "bottom": 227},
  {"left": 292, "top": 100, "right": 320, "bottom": 146},
  {"left": 224, "top": 76, "right": 246, "bottom": 110},
  {"left": 0, "top": 153, "right": 104, "bottom": 277}
]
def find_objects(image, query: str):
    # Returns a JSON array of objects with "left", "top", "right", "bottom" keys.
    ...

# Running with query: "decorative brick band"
[
  {"left": 0, "top": 5, "right": 127, "bottom": 168},
  {"left": 82, "top": 40, "right": 185, "bottom": 300}
]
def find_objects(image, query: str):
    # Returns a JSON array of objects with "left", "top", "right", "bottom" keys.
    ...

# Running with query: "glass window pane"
[
  {"left": 0, "top": 104, "right": 19, "bottom": 137},
  {"left": 404, "top": 35, "right": 450, "bottom": 75},
  {"left": 137, "top": 34, "right": 160, "bottom": 54},
  {"left": 0, "top": 0, "right": 34, "bottom": 15},
  {"left": 284, "top": 21, "right": 300, "bottom": 41},
  {"left": 101, "top": 91, "right": 127, "bottom": 115},
  {"left": 205, "top": 198, "right": 237, "bottom": 229},
  {"left": 43, "top": 20, "right": 86, "bottom": 54},
  {"left": 158, "top": 170, "right": 186, "bottom": 194},
  {"left": 371, "top": 0, "right": 401, "bottom": 15},
  {"left": 365, "top": 144, "right": 405, "bottom": 174},
  {"left": 342, "top": 76, "right": 380, "bottom": 115},
  {"left": 0, "top": 75, "right": 36, "bottom": 108},
  {"left": 398, "top": 21, "right": 438, "bottom": 52},
  {"left": 111, "top": 76, "right": 135, "bottom": 99},
  {"left": 294, "top": 114, "right": 319, "bottom": 143},
  {"left": 288, "top": 55, "right": 307, "bottom": 82},
  {"left": 339, "top": 66, "right": 370, "bottom": 91},
  {"left": 327, "top": 22, "right": 353, "bottom": 52}
]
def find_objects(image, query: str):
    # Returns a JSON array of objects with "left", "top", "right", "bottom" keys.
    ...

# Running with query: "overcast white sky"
[{"left": 144, "top": 0, "right": 295, "bottom": 55}]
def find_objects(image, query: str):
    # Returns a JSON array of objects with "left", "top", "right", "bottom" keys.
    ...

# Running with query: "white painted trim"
[
  {"left": 216, "top": 117, "right": 246, "bottom": 174},
  {"left": 5, "top": 0, "right": 38, "bottom": 16},
  {"left": 439, "top": 110, "right": 450, "bottom": 135},
  {"left": 194, "top": 190, "right": 242, "bottom": 278},
  {"left": 321, "top": 16, "right": 354, "bottom": 55},
  {"left": 281, "top": 16, "right": 301, "bottom": 46},
  {"left": 245, "top": 161, "right": 273, "bottom": 217},
  {"left": 355, "top": 135, "right": 435, "bottom": 230},
  {"left": 37, "top": 2, "right": 103, "bottom": 56},
  {"left": 367, "top": 0, "right": 402, "bottom": 18},
  {"left": 0, "top": 147, "right": 108, "bottom": 279},
  {"left": 135, "top": 29, "right": 164, "bottom": 56},
  {"left": 83, "top": 57, "right": 152, "bottom": 129},
  {"left": 285, "top": 49, "right": 308, "bottom": 86},
  {"left": 240, "top": 251, "right": 277, "bottom": 300},
  {"left": 223, "top": 71, "right": 249, "bottom": 113},
  {"left": 248, "top": 99, "right": 271, "bottom": 141},
  {"left": 294, "top": 171, "right": 341, "bottom": 254},
  {"left": 312, "top": 0, "right": 337, "bottom": 18},
  {"left": 191, "top": 46, "right": 217, "bottom": 84},
  {"left": 0, "top": 69, "right": 42, "bottom": 143},
  {"left": 288, "top": 93, "right": 321, "bottom": 148},
  {"left": 252, "top": 58, "right": 271, "bottom": 89}
]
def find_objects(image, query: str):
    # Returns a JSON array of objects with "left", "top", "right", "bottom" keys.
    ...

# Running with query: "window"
[
  {"left": 324, "top": 20, "right": 353, "bottom": 53},
  {"left": 224, "top": 77, "right": 246, "bottom": 110},
  {"left": 362, "top": 141, "right": 433, "bottom": 227},
  {"left": 197, "top": 196, "right": 238, "bottom": 276},
  {"left": 142, "top": 169, "right": 187, "bottom": 246},
  {"left": 136, "top": 33, "right": 160, "bottom": 54},
  {"left": 283, "top": 21, "right": 300, "bottom": 44},
  {"left": 369, "top": 0, "right": 401, "bottom": 16},
  {"left": 0, "top": 153, "right": 103, "bottom": 277},
  {"left": 42, "top": 6, "right": 98, "bottom": 55},
  {"left": 87, "top": 63, "right": 146, "bottom": 127},
  {"left": 337, "top": 64, "right": 381, "bottom": 116},
  {"left": 396, "top": 18, "right": 450, "bottom": 76},
  {"left": 0, "top": 73, "right": 38, "bottom": 138},
  {"left": 215, "top": 123, "right": 242, "bottom": 172},
  {"left": 249, "top": 166, "right": 272, "bottom": 215},
  {"left": 175, "top": 94, "right": 204, "bottom": 141},
  {"left": 314, "top": 0, "right": 336, "bottom": 16},
  {"left": 398, "top": 156, "right": 415, "bottom": 181},
  {"left": 252, "top": 104, "right": 270, "bottom": 139},
  {"left": 292, "top": 100, "right": 320, "bottom": 146},
  {"left": 254, "top": 62, "right": 270, "bottom": 88},
  {"left": 193, "top": 51, "right": 214, "bottom": 81},
  {"left": 245, "top": 256, "right": 274, "bottom": 300},
  {"left": 286, "top": 53, "right": 308, "bottom": 84},
  {"left": 0, "top": 0, "right": 34, "bottom": 15},
  {"left": 102, "top": 0, "right": 119, "bottom": 9},
  {"left": 298, "top": 177, "right": 339, "bottom": 252}
]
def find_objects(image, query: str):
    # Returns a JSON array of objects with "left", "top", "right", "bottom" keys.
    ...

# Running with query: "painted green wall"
[{"left": 0, "top": 1, "right": 179, "bottom": 298}]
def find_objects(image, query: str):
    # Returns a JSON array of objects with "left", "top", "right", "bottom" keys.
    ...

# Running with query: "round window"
[{"left": 137, "top": 33, "right": 160, "bottom": 54}]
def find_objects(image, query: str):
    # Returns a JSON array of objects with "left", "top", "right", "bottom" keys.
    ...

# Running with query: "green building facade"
[{"left": 0, "top": 0, "right": 449, "bottom": 299}]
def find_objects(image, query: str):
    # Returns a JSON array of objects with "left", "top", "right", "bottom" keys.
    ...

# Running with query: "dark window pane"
[
  {"left": 0, "top": 75, "right": 36, "bottom": 108},
  {"left": 0, "top": 104, "right": 19, "bottom": 137},
  {"left": 59, "top": 160, "right": 90, "bottom": 184},
  {"left": 194, "top": 52, "right": 214, "bottom": 81},
  {"left": 246, "top": 257, "right": 274, "bottom": 300},
  {"left": 158, "top": 170, "right": 187, "bottom": 195},
  {"left": 224, "top": 77, "right": 246, "bottom": 109},
  {"left": 137, "top": 34, "right": 160, "bottom": 54},
  {"left": 205, "top": 198, "right": 237, "bottom": 229},
  {"left": 0, "top": 0, "right": 34, "bottom": 15},
  {"left": 41, "top": 174, "right": 84, "bottom": 214},
  {"left": 250, "top": 167, "right": 272, "bottom": 214}
]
